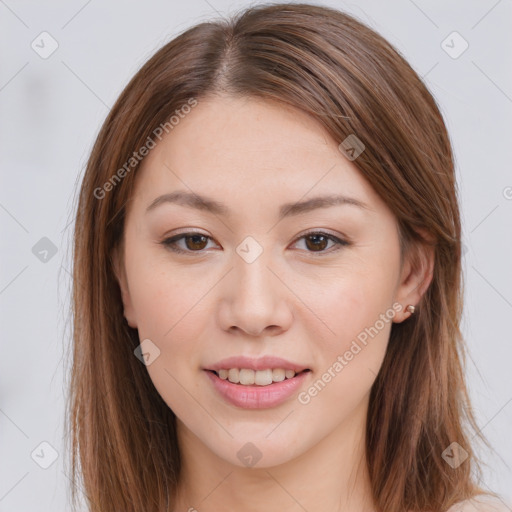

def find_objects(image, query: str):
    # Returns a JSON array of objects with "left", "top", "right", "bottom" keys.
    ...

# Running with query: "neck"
[{"left": 171, "top": 396, "right": 375, "bottom": 512}]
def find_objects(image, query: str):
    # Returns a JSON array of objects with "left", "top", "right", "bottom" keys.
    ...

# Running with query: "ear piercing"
[{"left": 406, "top": 304, "right": 415, "bottom": 315}]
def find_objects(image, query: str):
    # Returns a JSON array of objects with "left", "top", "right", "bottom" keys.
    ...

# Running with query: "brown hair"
[{"left": 67, "top": 3, "right": 490, "bottom": 511}]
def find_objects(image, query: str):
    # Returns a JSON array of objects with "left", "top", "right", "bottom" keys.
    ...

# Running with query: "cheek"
[
  {"left": 310, "top": 266, "right": 394, "bottom": 342},
  {"left": 128, "top": 264, "right": 209, "bottom": 416},
  {"left": 127, "top": 252, "right": 207, "bottom": 340},
  {"left": 124, "top": 260, "right": 211, "bottom": 409},
  {"left": 304, "top": 256, "right": 397, "bottom": 389},
  {"left": 295, "top": 278, "right": 393, "bottom": 425}
]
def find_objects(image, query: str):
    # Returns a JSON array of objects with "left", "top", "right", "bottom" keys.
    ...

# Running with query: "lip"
[
  {"left": 205, "top": 369, "right": 311, "bottom": 409},
  {"left": 204, "top": 355, "right": 309, "bottom": 373}
]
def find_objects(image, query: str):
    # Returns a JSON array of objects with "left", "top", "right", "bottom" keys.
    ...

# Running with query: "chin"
[{"left": 205, "top": 430, "right": 311, "bottom": 469}]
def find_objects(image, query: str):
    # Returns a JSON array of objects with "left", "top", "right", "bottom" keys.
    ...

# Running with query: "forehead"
[{"left": 130, "top": 95, "right": 384, "bottom": 217}]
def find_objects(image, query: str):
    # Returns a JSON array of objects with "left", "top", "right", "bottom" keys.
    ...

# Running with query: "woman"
[{"left": 67, "top": 3, "right": 507, "bottom": 511}]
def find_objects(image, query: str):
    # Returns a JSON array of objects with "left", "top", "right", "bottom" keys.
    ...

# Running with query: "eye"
[
  {"left": 160, "top": 230, "right": 350, "bottom": 255},
  {"left": 161, "top": 232, "right": 218, "bottom": 254},
  {"left": 291, "top": 231, "right": 350, "bottom": 254}
]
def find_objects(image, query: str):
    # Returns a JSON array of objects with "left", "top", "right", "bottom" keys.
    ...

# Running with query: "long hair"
[{"left": 67, "top": 3, "right": 488, "bottom": 511}]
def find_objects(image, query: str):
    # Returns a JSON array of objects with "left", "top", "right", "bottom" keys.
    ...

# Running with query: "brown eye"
[
  {"left": 183, "top": 234, "right": 209, "bottom": 251},
  {"left": 162, "top": 230, "right": 349, "bottom": 256},
  {"left": 304, "top": 233, "right": 329, "bottom": 252},
  {"left": 161, "top": 233, "right": 214, "bottom": 254},
  {"left": 293, "top": 231, "right": 349, "bottom": 255}
]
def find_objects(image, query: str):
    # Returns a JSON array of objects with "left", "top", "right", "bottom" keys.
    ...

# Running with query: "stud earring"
[{"left": 406, "top": 304, "right": 415, "bottom": 314}]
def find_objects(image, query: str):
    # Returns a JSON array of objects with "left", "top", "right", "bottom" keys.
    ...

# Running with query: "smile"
[
  {"left": 215, "top": 368, "right": 305, "bottom": 386},
  {"left": 204, "top": 369, "right": 311, "bottom": 409}
]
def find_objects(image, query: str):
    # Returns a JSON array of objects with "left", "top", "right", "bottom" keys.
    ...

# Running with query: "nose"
[{"left": 217, "top": 253, "right": 293, "bottom": 338}]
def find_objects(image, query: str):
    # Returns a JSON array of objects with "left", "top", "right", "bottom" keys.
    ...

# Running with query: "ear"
[
  {"left": 112, "top": 242, "right": 138, "bottom": 329},
  {"left": 393, "top": 229, "right": 435, "bottom": 323}
]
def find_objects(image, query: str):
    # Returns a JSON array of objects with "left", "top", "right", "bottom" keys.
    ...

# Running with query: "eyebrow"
[{"left": 145, "top": 190, "right": 370, "bottom": 220}]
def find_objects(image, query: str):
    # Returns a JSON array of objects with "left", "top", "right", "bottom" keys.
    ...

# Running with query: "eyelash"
[{"left": 160, "top": 230, "right": 350, "bottom": 256}]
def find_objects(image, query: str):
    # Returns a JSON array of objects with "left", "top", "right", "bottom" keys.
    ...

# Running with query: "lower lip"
[{"left": 205, "top": 370, "right": 310, "bottom": 409}]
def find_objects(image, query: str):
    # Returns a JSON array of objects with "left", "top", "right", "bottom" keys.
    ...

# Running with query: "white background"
[{"left": 0, "top": 0, "right": 511, "bottom": 510}]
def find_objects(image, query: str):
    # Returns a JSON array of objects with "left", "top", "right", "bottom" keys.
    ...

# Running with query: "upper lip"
[{"left": 205, "top": 356, "right": 310, "bottom": 373}]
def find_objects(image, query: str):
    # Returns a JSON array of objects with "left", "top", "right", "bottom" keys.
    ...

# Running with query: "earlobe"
[
  {"left": 394, "top": 234, "right": 435, "bottom": 323},
  {"left": 112, "top": 244, "right": 138, "bottom": 329}
]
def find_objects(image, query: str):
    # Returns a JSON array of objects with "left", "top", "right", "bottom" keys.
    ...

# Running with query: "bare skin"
[{"left": 114, "top": 94, "right": 434, "bottom": 512}]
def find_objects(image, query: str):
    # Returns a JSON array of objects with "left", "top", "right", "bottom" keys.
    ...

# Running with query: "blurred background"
[{"left": 0, "top": 0, "right": 511, "bottom": 510}]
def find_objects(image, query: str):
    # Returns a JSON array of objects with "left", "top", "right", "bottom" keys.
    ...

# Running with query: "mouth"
[
  {"left": 204, "top": 368, "right": 312, "bottom": 409},
  {"left": 203, "top": 356, "right": 312, "bottom": 408},
  {"left": 206, "top": 368, "right": 312, "bottom": 387}
]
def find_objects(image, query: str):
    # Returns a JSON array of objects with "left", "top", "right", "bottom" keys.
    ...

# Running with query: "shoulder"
[{"left": 446, "top": 495, "right": 511, "bottom": 512}]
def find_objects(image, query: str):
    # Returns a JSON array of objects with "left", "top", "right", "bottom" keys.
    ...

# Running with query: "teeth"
[
  {"left": 218, "top": 368, "right": 300, "bottom": 386},
  {"left": 272, "top": 368, "right": 285, "bottom": 382},
  {"left": 239, "top": 369, "right": 255, "bottom": 385},
  {"left": 255, "top": 369, "right": 273, "bottom": 386},
  {"left": 227, "top": 368, "right": 239, "bottom": 383}
]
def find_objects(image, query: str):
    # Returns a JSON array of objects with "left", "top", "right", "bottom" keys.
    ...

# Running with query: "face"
[{"left": 114, "top": 95, "right": 425, "bottom": 469}]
